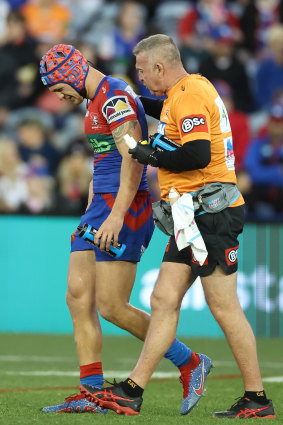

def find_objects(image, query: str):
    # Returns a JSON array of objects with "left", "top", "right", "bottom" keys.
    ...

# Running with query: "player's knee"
[
  {"left": 98, "top": 299, "right": 119, "bottom": 323},
  {"left": 207, "top": 298, "right": 234, "bottom": 324},
  {"left": 66, "top": 275, "right": 91, "bottom": 309},
  {"left": 98, "top": 296, "right": 129, "bottom": 324},
  {"left": 150, "top": 289, "right": 180, "bottom": 312}
]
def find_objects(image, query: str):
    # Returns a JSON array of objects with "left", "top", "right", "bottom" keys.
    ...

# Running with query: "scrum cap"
[{"left": 40, "top": 44, "right": 89, "bottom": 95}]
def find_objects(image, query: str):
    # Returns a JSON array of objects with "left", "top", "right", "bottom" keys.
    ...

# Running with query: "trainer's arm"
[
  {"left": 94, "top": 119, "right": 144, "bottom": 251},
  {"left": 140, "top": 96, "right": 164, "bottom": 119},
  {"left": 156, "top": 139, "right": 211, "bottom": 171}
]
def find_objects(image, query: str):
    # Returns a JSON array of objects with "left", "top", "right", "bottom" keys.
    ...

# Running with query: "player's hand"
[
  {"left": 128, "top": 141, "right": 159, "bottom": 167},
  {"left": 94, "top": 214, "right": 124, "bottom": 252}
]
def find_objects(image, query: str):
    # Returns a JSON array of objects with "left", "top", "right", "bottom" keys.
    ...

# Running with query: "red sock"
[
  {"left": 179, "top": 352, "right": 200, "bottom": 372},
  {"left": 80, "top": 361, "right": 103, "bottom": 386}
]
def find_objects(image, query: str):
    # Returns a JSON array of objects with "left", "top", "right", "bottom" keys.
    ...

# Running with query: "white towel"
[{"left": 171, "top": 193, "right": 208, "bottom": 266}]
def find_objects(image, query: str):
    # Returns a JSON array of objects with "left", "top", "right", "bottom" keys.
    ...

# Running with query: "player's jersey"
[
  {"left": 157, "top": 74, "right": 244, "bottom": 206},
  {"left": 85, "top": 75, "right": 148, "bottom": 193}
]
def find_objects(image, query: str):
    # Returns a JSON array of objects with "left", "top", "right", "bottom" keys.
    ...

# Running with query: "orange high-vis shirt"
[{"left": 157, "top": 74, "right": 244, "bottom": 207}]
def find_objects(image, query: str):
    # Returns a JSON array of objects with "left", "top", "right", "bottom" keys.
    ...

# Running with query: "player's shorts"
[
  {"left": 71, "top": 190, "right": 154, "bottom": 262},
  {"left": 163, "top": 205, "right": 245, "bottom": 277}
]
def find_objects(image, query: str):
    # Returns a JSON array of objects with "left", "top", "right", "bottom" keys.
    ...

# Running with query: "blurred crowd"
[{"left": 1, "top": 0, "right": 283, "bottom": 221}]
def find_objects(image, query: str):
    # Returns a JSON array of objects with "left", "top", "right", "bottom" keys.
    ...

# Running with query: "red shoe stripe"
[
  {"left": 81, "top": 386, "right": 139, "bottom": 416},
  {"left": 235, "top": 405, "right": 275, "bottom": 419}
]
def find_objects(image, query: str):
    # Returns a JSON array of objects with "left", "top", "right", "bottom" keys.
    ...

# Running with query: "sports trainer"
[
  {"left": 39, "top": 44, "right": 210, "bottom": 414},
  {"left": 83, "top": 35, "right": 276, "bottom": 419}
]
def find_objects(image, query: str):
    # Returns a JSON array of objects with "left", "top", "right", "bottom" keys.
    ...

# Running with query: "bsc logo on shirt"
[{"left": 180, "top": 115, "right": 208, "bottom": 135}]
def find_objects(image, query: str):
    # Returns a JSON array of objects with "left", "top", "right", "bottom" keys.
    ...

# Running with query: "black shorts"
[{"left": 162, "top": 205, "right": 245, "bottom": 277}]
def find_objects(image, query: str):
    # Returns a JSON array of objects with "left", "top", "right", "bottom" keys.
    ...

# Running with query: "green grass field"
[{"left": 0, "top": 334, "right": 282, "bottom": 424}]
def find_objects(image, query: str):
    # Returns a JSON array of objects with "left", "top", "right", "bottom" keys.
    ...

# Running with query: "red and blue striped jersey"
[{"left": 85, "top": 75, "right": 148, "bottom": 193}]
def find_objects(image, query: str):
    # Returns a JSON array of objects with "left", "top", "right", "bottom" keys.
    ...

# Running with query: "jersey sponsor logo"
[
  {"left": 180, "top": 115, "right": 208, "bottom": 135},
  {"left": 215, "top": 96, "right": 231, "bottom": 133},
  {"left": 102, "top": 95, "right": 134, "bottom": 124},
  {"left": 224, "top": 136, "right": 235, "bottom": 170},
  {"left": 225, "top": 245, "right": 238, "bottom": 266},
  {"left": 90, "top": 112, "right": 99, "bottom": 128},
  {"left": 157, "top": 121, "right": 166, "bottom": 135},
  {"left": 87, "top": 133, "right": 116, "bottom": 153}
]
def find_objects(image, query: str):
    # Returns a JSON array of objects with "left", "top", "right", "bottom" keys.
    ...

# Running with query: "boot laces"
[{"left": 65, "top": 393, "right": 85, "bottom": 404}]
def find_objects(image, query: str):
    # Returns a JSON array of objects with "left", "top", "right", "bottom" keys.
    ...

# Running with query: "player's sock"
[
  {"left": 80, "top": 362, "right": 104, "bottom": 388},
  {"left": 244, "top": 390, "right": 268, "bottom": 405},
  {"left": 179, "top": 351, "right": 201, "bottom": 371},
  {"left": 164, "top": 338, "right": 191, "bottom": 367},
  {"left": 121, "top": 378, "right": 144, "bottom": 398}
]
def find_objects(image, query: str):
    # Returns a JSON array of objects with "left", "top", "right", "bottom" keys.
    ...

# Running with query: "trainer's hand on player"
[
  {"left": 128, "top": 141, "right": 159, "bottom": 167},
  {"left": 94, "top": 213, "right": 124, "bottom": 251}
]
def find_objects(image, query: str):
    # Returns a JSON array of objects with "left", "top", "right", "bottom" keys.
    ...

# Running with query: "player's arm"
[
  {"left": 94, "top": 119, "right": 144, "bottom": 251},
  {"left": 85, "top": 179, "right": 93, "bottom": 211}
]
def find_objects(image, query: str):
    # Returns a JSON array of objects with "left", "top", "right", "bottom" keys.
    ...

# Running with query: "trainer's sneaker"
[
  {"left": 179, "top": 353, "right": 212, "bottom": 415},
  {"left": 213, "top": 396, "right": 276, "bottom": 419},
  {"left": 81, "top": 382, "right": 142, "bottom": 415},
  {"left": 42, "top": 389, "right": 108, "bottom": 413}
]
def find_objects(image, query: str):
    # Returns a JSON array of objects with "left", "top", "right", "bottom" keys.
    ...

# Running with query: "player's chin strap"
[{"left": 79, "top": 87, "right": 87, "bottom": 98}]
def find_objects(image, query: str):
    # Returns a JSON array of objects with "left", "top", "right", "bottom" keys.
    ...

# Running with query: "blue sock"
[
  {"left": 164, "top": 338, "right": 191, "bottom": 367},
  {"left": 80, "top": 374, "right": 104, "bottom": 388}
]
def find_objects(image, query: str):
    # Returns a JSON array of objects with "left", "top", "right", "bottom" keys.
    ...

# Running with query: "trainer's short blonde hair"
[{"left": 133, "top": 34, "right": 181, "bottom": 67}]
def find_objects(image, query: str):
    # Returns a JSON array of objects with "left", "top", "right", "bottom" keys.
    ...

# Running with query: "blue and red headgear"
[{"left": 39, "top": 44, "right": 89, "bottom": 96}]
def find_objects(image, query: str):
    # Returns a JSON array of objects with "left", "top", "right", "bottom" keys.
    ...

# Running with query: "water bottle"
[
  {"left": 124, "top": 133, "right": 180, "bottom": 152},
  {"left": 149, "top": 133, "right": 180, "bottom": 151},
  {"left": 77, "top": 223, "right": 126, "bottom": 259}
]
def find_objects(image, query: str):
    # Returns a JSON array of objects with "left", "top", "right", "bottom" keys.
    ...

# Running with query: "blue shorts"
[{"left": 71, "top": 190, "right": 154, "bottom": 262}]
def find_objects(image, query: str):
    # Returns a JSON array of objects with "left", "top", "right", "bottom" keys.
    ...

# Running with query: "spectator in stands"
[
  {"left": 244, "top": 101, "right": 283, "bottom": 219},
  {"left": 213, "top": 79, "right": 251, "bottom": 172},
  {"left": 16, "top": 118, "right": 60, "bottom": 176},
  {"left": 0, "top": 9, "right": 42, "bottom": 110},
  {"left": 254, "top": 24, "right": 283, "bottom": 110},
  {"left": 0, "top": 0, "right": 10, "bottom": 43},
  {"left": 25, "top": 171, "right": 55, "bottom": 214},
  {"left": 177, "top": 0, "right": 242, "bottom": 72},
  {"left": 213, "top": 79, "right": 252, "bottom": 198},
  {"left": 65, "top": 0, "right": 103, "bottom": 42},
  {"left": 21, "top": 0, "right": 71, "bottom": 43},
  {"left": 56, "top": 140, "right": 93, "bottom": 215},
  {"left": 198, "top": 24, "right": 254, "bottom": 113},
  {"left": 239, "top": 0, "right": 283, "bottom": 56},
  {"left": 97, "top": 0, "right": 146, "bottom": 79},
  {"left": 0, "top": 136, "right": 28, "bottom": 212}
]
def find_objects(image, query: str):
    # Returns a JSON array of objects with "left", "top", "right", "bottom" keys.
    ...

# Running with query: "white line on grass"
[
  {"left": 0, "top": 355, "right": 73, "bottom": 362},
  {"left": 3, "top": 371, "right": 283, "bottom": 382},
  {"left": 4, "top": 371, "right": 178, "bottom": 379},
  {"left": 262, "top": 376, "right": 283, "bottom": 383},
  {"left": 2, "top": 356, "right": 282, "bottom": 369}
]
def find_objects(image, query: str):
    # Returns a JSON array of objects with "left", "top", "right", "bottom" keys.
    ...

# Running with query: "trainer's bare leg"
[
  {"left": 128, "top": 262, "right": 196, "bottom": 387},
  {"left": 66, "top": 250, "right": 102, "bottom": 365},
  {"left": 201, "top": 266, "right": 263, "bottom": 390},
  {"left": 96, "top": 261, "right": 150, "bottom": 340}
]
